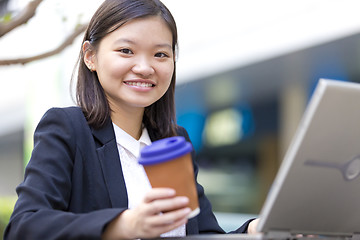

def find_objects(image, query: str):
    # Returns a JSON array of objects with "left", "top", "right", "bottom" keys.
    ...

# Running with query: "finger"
[
  {"left": 141, "top": 215, "right": 189, "bottom": 239},
  {"left": 129, "top": 206, "right": 189, "bottom": 239},
  {"left": 155, "top": 215, "right": 188, "bottom": 234},
  {"left": 248, "top": 218, "right": 260, "bottom": 234},
  {"left": 143, "top": 209, "right": 190, "bottom": 237},
  {"left": 146, "top": 196, "right": 189, "bottom": 215},
  {"left": 150, "top": 207, "right": 191, "bottom": 227},
  {"left": 143, "top": 188, "right": 176, "bottom": 203}
]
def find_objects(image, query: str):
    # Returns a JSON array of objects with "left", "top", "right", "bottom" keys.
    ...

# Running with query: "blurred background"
[{"left": 1, "top": 0, "right": 360, "bottom": 236}]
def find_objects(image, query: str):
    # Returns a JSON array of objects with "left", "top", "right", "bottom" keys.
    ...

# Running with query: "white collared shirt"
[
  {"left": 113, "top": 123, "right": 152, "bottom": 209},
  {"left": 112, "top": 123, "right": 186, "bottom": 237}
]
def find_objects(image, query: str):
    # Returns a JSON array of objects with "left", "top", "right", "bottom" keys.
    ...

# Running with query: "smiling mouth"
[{"left": 124, "top": 81, "right": 155, "bottom": 88}]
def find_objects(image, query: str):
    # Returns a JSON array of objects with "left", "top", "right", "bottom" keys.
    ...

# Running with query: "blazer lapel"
[
  {"left": 91, "top": 119, "right": 128, "bottom": 208},
  {"left": 92, "top": 123, "right": 200, "bottom": 233}
]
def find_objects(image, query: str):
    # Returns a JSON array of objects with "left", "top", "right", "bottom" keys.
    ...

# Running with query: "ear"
[{"left": 82, "top": 41, "right": 96, "bottom": 72}]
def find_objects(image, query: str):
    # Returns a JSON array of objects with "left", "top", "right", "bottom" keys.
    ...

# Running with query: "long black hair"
[{"left": 74, "top": 0, "right": 178, "bottom": 138}]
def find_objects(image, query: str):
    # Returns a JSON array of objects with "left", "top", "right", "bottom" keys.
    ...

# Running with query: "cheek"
[
  {"left": 96, "top": 54, "right": 128, "bottom": 79},
  {"left": 104, "top": 61, "right": 127, "bottom": 79},
  {"left": 163, "top": 64, "right": 175, "bottom": 85}
]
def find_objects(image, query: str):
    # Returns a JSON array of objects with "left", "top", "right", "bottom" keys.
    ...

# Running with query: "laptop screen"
[{"left": 257, "top": 79, "right": 360, "bottom": 237}]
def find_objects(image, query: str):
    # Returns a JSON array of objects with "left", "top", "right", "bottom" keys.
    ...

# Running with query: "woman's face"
[{"left": 86, "top": 16, "right": 174, "bottom": 112}]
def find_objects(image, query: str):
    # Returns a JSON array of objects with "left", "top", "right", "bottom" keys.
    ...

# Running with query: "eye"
[
  {"left": 155, "top": 52, "right": 169, "bottom": 58},
  {"left": 118, "top": 48, "right": 133, "bottom": 54}
]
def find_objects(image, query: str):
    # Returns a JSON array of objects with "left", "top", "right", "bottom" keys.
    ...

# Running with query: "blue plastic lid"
[{"left": 138, "top": 136, "right": 193, "bottom": 165}]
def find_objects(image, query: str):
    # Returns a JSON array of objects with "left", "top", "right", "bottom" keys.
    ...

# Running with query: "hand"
[
  {"left": 102, "top": 188, "right": 191, "bottom": 240},
  {"left": 247, "top": 218, "right": 260, "bottom": 234}
]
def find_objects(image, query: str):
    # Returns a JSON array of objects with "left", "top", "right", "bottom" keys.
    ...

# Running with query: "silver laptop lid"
[{"left": 257, "top": 79, "right": 360, "bottom": 237}]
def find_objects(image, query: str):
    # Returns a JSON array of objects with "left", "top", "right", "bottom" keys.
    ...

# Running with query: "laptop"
[
  {"left": 156, "top": 79, "right": 360, "bottom": 240},
  {"left": 257, "top": 79, "right": 360, "bottom": 239}
]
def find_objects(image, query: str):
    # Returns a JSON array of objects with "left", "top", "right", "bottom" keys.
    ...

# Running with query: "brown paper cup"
[{"left": 138, "top": 136, "right": 200, "bottom": 218}]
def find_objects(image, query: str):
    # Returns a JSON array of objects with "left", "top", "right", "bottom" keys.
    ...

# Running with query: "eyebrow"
[{"left": 114, "top": 38, "right": 172, "bottom": 50}]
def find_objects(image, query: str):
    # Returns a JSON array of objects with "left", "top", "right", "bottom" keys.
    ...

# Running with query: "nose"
[{"left": 132, "top": 56, "right": 155, "bottom": 77}]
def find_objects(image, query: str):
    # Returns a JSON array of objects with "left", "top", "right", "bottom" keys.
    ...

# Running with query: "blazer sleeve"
[
  {"left": 4, "top": 108, "right": 124, "bottom": 240},
  {"left": 177, "top": 126, "right": 254, "bottom": 234}
]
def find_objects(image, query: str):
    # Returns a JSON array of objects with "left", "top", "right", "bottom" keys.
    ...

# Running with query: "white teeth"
[{"left": 127, "top": 82, "right": 153, "bottom": 87}]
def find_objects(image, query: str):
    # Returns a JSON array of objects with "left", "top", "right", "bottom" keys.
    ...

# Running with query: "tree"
[{"left": 0, "top": 0, "right": 87, "bottom": 65}]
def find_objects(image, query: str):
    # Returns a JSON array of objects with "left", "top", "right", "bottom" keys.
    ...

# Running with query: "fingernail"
[
  {"left": 184, "top": 208, "right": 191, "bottom": 214},
  {"left": 179, "top": 196, "right": 189, "bottom": 203},
  {"left": 167, "top": 189, "right": 176, "bottom": 195}
]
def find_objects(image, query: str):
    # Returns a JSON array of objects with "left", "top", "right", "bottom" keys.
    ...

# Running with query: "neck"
[{"left": 110, "top": 103, "right": 144, "bottom": 140}]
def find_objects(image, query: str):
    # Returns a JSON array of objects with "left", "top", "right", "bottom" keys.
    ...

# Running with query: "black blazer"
[{"left": 4, "top": 107, "right": 251, "bottom": 240}]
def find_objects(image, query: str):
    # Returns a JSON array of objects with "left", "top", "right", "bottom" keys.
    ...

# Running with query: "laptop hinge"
[
  {"left": 352, "top": 233, "right": 360, "bottom": 240},
  {"left": 265, "top": 231, "right": 292, "bottom": 240}
]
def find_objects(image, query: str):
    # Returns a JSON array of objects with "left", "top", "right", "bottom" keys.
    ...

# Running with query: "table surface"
[{"left": 145, "top": 233, "right": 353, "bottom": 240}]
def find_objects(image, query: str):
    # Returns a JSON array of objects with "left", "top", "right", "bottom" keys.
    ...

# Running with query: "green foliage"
[
  {"left": 0, "top": 12, "right": 12, "bottom": 23},
  {"left": 0, "top": 196, "right": 17, "bottom": 240}
]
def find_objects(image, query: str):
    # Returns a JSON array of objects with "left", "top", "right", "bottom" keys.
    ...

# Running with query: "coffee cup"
[{"left": 138, "top": 136, "right": 200, "bottom": 218}]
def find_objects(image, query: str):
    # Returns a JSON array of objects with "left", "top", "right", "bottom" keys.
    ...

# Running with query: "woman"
[{"left": 4, "top": 0, "right": 258, "bottom": 239}]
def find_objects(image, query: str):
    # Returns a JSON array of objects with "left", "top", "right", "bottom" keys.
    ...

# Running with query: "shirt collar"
[{"left": 112, "top": 123, "right": 152, "bottom": 158}]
